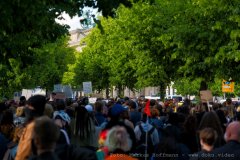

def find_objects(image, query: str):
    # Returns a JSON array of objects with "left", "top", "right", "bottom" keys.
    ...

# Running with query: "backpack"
[{"left": 136, "top": 124, "right": 155, "bottom": 156}]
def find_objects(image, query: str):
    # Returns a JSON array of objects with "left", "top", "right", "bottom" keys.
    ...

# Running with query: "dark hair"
[
  {"left": 19, "top": 96, "right": 26, "bottom": 106},
  {"left": 27, "top": 95, "right": 46, "bottom": 115},
  {"left": 55, "top": 99, "right": 66, "bottom": 110},
  {"left": 75, "top": 106, "right": 94, "bottom": 139},
  {"left": 94, "top": 101, "right": 103, "bottom": 113},
  {"left": 198, "top": 111, "right": 223, "bottom": 136},
  {"left": 183, "top": 115, "right": 197, "bottom": 134},
  {"left": 141, "top": 113, "right": 148, "bottom": 123},
  {"left": 0, "top": 109, "right": 14, "bottom": 125},
  {"left": 150, "top": 99, "right": 156, "bottom": 106},
  {"left": 199, "top": 128, "right": 217, "bottom": 146},
  {"left": 128, "top": 100, "right": 137, "bottom": 110},
  {"left": 33, "top": 116, "right": 60, "bottom": 149}
]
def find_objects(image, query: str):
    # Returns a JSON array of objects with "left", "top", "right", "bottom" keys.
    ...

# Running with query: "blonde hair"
[
  {"left": 105, "top": 125, "right": 132, "bottom": 152},
  {"left": 15, "top": 107, "right": 24, "bottom": 117}
]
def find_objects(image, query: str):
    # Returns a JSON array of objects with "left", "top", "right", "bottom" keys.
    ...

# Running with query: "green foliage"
[{"left": 64, "top": 0, "right": 240, "bottom": 97}]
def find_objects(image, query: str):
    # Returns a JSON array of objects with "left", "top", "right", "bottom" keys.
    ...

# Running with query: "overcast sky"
[
  {"left": 55, "top": 13, "right": 82, "bottom": 31},
  {"left": 55, "top": 8, "right": 99, "bottom": 31}
]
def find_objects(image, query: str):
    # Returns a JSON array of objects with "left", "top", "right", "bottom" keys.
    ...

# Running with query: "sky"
[
  {"left": 55, "top": 13, "right": 82, "bottom": 31},
  {"left": 55, "top": 8, "right": 99, "bottom": 31}
]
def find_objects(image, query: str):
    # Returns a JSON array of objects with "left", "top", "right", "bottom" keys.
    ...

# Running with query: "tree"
[
  {"left": 64, "top": 0, "right": 240, "bottom": 98},
  {"left": 1, "top": 37, "right": 75, "bottom": 97},
  {"left": 0, "top": 0, "right": 136, "bottom": 97},
  {"left": 168, "top": 0, "right": 240, "bottom": 90}
]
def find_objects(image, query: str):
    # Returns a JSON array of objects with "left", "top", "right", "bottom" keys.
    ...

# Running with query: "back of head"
[
  {"left": 224, "top": 121, "right": 240, "bottom": 142},
  {"left": 44, "top": 103, "right": 54, "bottom": 118},
  {"left": 199, "top": 111, "right": 223, "bottom": 136},
  {"left": 19, "top": 96, "right": 26, "bottom": 106},
  {"left": 199, "top": 128, "right": 218, "bottom": 146},
  {"left": 226, "top": 98, "right": 232, "bottom": 105},
  {"left": 151, "top": 108, "right": 160, "bottom": 118},
  {"left": 150, "top": 99, "right": 156, "bottom": 106},
  {"left": 105, "top": 125, "right": 132, "bottom": 153},
  {"left": 128, "top": 100, "right": 137, "bottom": 110},
  {"left": 33, "top": 116, "right": 60, "bottom": 150},
  {"left": 55, "top": 99, "right": 66, "bottom": 111},
  {"left": 27, "top": 95, "right": 46, "bottom": 116},
  {"left": 94, "top": 101, "right": 103, "bottom": 113},
  {"left": 0, "top": 109, "right": 14, "bottom": 125}
]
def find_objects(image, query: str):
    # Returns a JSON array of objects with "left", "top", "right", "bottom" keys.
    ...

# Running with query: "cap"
[{"left": 110, "top": 104, "right": 128, "bottom": 116}]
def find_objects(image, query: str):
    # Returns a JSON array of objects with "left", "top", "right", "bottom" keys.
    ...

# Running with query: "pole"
[{"left": 145, "top": 116, "right": 149, "bottom": 160}]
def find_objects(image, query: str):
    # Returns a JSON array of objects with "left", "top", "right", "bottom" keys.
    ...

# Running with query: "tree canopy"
[{"left": 64, "top": 0, "right": 240, "bottom": 98}]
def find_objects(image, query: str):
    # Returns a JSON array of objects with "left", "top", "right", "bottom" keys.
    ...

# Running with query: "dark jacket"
[
  {"left": 55, "top": 144, "right": 97, "bottom": 160},
  {"left": 28, "top": 152, "right": 59, "bottom": 160},
  {"left": 211, "top": 140, "right": 240, "bottom": 160}
]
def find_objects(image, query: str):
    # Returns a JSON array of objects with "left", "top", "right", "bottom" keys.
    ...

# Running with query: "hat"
[
  {"left": 110, "top": 104, "right": 128, "bottom": 116},
  {"left": 85, "top": 104, "right": 93, "bottom": 112}
]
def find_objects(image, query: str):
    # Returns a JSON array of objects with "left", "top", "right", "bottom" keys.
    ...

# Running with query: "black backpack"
[{"left": 136, "top": 124, "right": 155, "bottom": 156}]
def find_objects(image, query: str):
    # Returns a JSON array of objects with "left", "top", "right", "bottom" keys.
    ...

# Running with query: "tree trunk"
[
  {"left": 199, "top": 80, "right": 208, "bottom": 91},
  {"left": 159, "top": 82, "right": 166, "bottom": 101},
  {"left": 106, "top": 85, "right": 109, "bottom": 99}
]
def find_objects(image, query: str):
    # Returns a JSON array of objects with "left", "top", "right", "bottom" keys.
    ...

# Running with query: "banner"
[
  {"left": 222, "top": 80, "right": 234, "bottom": 93},
  {"left": 200, "top": 90, "right": 213, "bottom": 103}
]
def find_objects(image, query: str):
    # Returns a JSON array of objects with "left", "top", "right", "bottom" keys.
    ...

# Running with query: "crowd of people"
[{"left": 0, "top": 94, "right": 240, "bottom": 160}]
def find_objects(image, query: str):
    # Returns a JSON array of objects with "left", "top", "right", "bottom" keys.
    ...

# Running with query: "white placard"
[
  {"left": 83, "top": 82, "right": 92, "bottom": 94},
  {"left": 54, "top": 84, "right": 63, "bottom": 92},
  {"left": 21, "top": 89, "right": 33, "bottom": 100},
  {"left": 63, "top": 85, "right": 73, "bottom": 98}
]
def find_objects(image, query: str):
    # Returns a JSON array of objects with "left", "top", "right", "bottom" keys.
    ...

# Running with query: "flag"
[{"left": 144, "top": 99, "right": 151, "bottom": 116}]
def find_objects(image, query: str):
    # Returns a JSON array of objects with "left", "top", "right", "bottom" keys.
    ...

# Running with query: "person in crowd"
[
  {"left": 74, "top": 104, "right": 100, "bottom": 150},
  {"left": 107, "top": 103, "right": 134, "bottom": 129},
  {"left": 3, "top": 125, "right": 24, "bottom": 160},
  {"left": 160, "top": 112, "right": 190, "bottom": 160},
  {"left": 94, "top": 101, "right": 107, "bottom": 126},
  {"left": 53, "top": 99, "right": 71, "bottom": 144},
  {"left": 1, "top": 109, "right": 17, "bottom": 159},
  {"left": 164, "top": 112, "right": 182, "bottom": 142},
  {"left": 0, "top": 102, "right": 9, "bottom": 159},
  {"left": 15, "top": 95, "right": 46, "bottom": 160},
  {"left": 98, "top": 103, "right": 137, "bottom": 159},
  {"left": 215, "top": 109, "right": 227, "bottom": 133},
  {"left": 224, "top": 98, "right": 235, "bottom": 121},
  {"left": 65, "top": 98, "right": 75, "bottom": 119},
  {"left": 0, "top": 132, "right": 8, "bottom": 160},
  {"left": 134, "top": 113, "right": 159, "bottom": 158},
  {"left": 150, "top": 108, "right": 164, "bottom": 129},
  {"left": 43, "top": 103, "right": 54, "bottom": 118},
  {"left": 19, "top": 96, "right": 26, "bottom": 107},
  {"left": 236, "top": 106, "right": 240, "bottom": 121},
  {"left": 198, "top": 111, "right": 225, "bottom": 148},
  {"left": 104, "top": 125, "right": 137, "bottom": 160},
  {"left": 0, "top": 109, "right": 15, "bottom": 141},
  {"left": 28, "top": 116, "right": 60, "bottom": 160},
  {"left": 211, "top": 121, "right": 240, "bottom": 159},
  {"left": 190, "top": 128, "right": 218, "bottom": 160},
  {"left": 181, "top": 115, "right": 198, "bottom": 153},
  {"left": 128, "top": 100, "right": 142, "bottom": 127},
  {"left": 14, "top": 106, "right": 26, "bottom": 126}
]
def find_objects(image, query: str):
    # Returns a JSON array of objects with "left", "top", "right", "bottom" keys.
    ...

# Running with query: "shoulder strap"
[
  {"left": 149, "top": 126, "right": 155, "bottom": 135},
  {"left": 139, "top": 124, "right": 144, "bottom": 133},
  {"left": 61, "top": 129, "right": 70, "bottom": 145}
]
